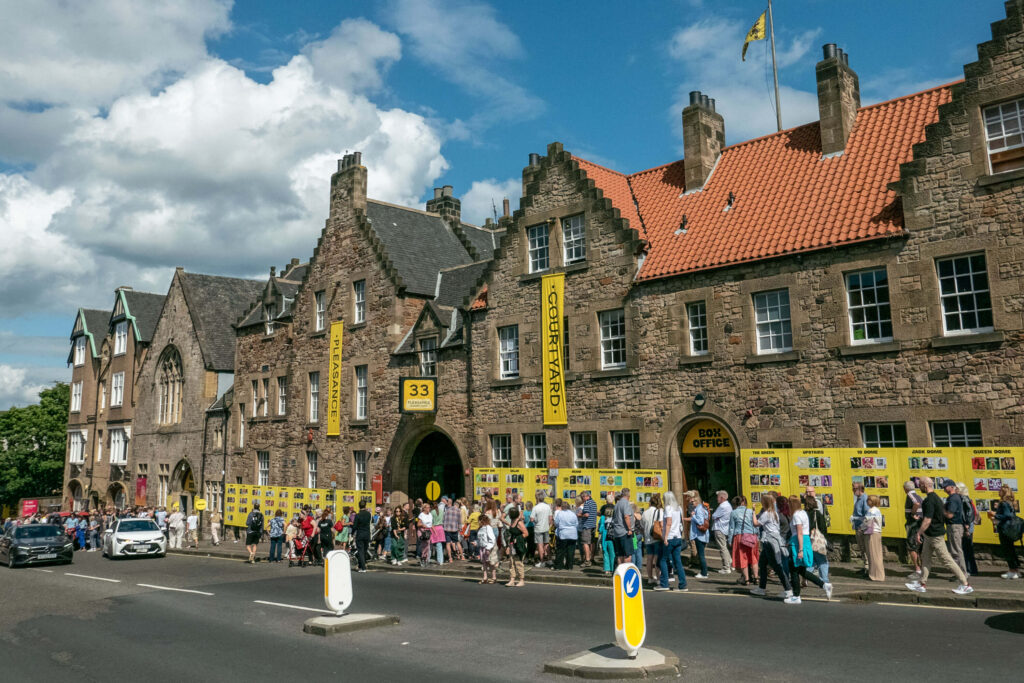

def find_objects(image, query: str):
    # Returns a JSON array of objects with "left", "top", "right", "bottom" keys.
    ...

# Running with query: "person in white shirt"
[
  {"left": 167, "top": 508, "right": 185, "bottom": 549},
  {"left": 476, "top": 513, "right": 498, "bottom": 584},
  {"left": 531, "top": 494, "right": 552, "bottom": 568},
  {"left": 416, "top": 502, "right": 434, "bottom": 568},
  {"left": 712, "top": 491, "right": 733, "bottom": 574},
  {"left": 654, "top": 491, "right": 687, "bottom": 591},
  {"left": 185, "top": 512, "right": 199, "bottom": 548}
]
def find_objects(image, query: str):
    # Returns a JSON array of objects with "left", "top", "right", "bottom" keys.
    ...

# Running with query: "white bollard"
[{"left": 324, "top": 549, "right": 353, "bottom": 616}]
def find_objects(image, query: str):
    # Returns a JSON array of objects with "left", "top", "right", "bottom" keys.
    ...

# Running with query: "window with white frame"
[
  {"left": 984, "top": 97, "right": 1024, "bottom": 174},
  {"left": 931, "top": 420, "right": 983, "bottom": 447},
  {"left": 264, "top": 303, "right": 276, "bottom": 335},
  {"left": 261, "top": 378, "right": 269, "bottom": 417},
  {"left": 111, "top": 372, "right": 125, "bottom": 406},
  {"left": 277, "top": 377, "right": 287, "bottom": 415},
  {"left": 158, "top": 464, "right": 170, "bottom": 504},
  {"left": 687, "top": 301, "right": 709, "bottom": 355},
  {"left": 498, "top": 325, "right": 519, "bottom": 379},
  {"left": 528, "top": 224, "right": 549, "bottom": 273},
  {"left": 613, "top": 431, "right": 641, "bottom": 469},
  {"left": 419, "top": 337, "right": 437, "bottom": 376},
  {"left": 572, "top": 432, "right": 598, "bottom": 468},
  {"left": 251, "top": 380, "right": 259, "bottom": 417},
  {"left": 355, "top": 365, "right": 368, "bottom": 420},
  {"left": 238, "top": 404, "right": 245, "bottom": 446},
  {"left": 315, "top": 290, "right": 326, "bottom": 331},
  {"left": 847, "top": 269, "right": 893, "bottom": 343},
  {"left": 524, "top": 433, "right": 547, "bottom": 468},
  {"left": 96, "top": 430, "right": 102, "bottom": 462},
  {"left": 937, "top": 254, "right": 993, "bottom": 335},
  {"left": 157, "top": 347, "right": 183, "bottom": 425},
  {"left": 753, "top": 290, "right": 792, "bottom": 354},
  {"left": 214, "top": 423, "right": 223, "bottom": 449},
  {"left": 307, "top": 451, "right": 318, "bottom": 489},
  {"left": 205, "top": 481, "right": 222, "bottom": 513},
  {"left": 599, "top": 309, "right": 626, "bottom": 369},
  {"left": 490, "top": 434, "right": 511, "bottom": 467},
  {"left": 861, "top": 423, "right": 908, "bottom": 448},
  {"left": 353, "top": 280, "right": 366, "bottom": 324},
  {"left": 73, "top": 337, "right": 86, "bottom": 366},
  {"left": 68, "top": 431, "right": 85, "bottom": 464},
  {"left": 257, "top": 451, "right": 270, "bottom": 485},
  {"left": 71, "top": 382, "right": 83, "bottom": 412},
  {"left": 114, "top": 321, "right": 128, "bottom": 355},
  {"left": 109, "top": 429, "right": 127, "bottom": 465},
  {"left": 308, "top": 372, "right": 320, "bottom": 422},
  {"left": 562, "top": 214, "right": 586, "bottom": 264},
  {"left": 99, "top": 381, "right": 106, "bottom": 411},
  {"left": 354, "top": 451, "right": 367, "bottom": 490}
]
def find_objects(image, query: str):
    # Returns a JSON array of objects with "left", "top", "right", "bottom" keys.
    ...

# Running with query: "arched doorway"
[
  {"left": 408, "top": 432, "right": 464, "bottom": 501},
  {"left": 677, "top": 418, "right": 739, "bottom": 503},
  {"left": 171, "top": 460, "right": 197, "bottom": 513},
  {"left": 106, "top": 483, "right": 127, "bottom": 510},
  {"left": 67, "top": 480, "right": 86, "bottom": 512}
]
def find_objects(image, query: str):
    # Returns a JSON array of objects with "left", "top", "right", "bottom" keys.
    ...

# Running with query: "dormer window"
[
  {"left": 73, "top": 337, "right": 86, "bottom": 366},
  {"left": 984, "top": 98, "right": 1024, "bottom": 174},
  {"left": 264, "top": 303, "right": 276, "bottom": 335},
  {"left": 114, "top": 321, "right": 128, "bottom": 355},
  {"left": 419, "top": 337, "right": 438, "bottom": 377}
]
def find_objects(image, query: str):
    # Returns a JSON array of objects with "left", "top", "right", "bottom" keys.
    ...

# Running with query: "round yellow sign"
[
  {"left": 425, "top": 481, "right": 441, "bottom": 501},
  {"left": 194, "top": 498, "right": 208, "bottom": 511}
]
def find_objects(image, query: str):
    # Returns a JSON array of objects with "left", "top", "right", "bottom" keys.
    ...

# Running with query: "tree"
[{"left": 0, "top": 383, "right": 69, "bottom": 509}]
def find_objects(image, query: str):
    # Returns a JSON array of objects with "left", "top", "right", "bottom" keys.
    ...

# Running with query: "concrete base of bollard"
[
  {"left": 544, "top": 644, "right": 680, "bottom": 679},
  {"left": 302, "top": 613, "right": 400, "bottom": 636}
]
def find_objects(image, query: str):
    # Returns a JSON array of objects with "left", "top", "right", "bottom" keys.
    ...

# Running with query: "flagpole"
[{"left": 767, "top": 0, "right": 782, "bottom": 132}]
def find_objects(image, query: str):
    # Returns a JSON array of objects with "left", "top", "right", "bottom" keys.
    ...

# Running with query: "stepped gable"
[
  {"left": 178, "top": 271, "right": 265, "bottom": 371},
  {"left": 573, "top": 157, "right": 645, "bottom": 237}
]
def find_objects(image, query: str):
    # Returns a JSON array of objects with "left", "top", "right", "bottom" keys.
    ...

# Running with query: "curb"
[
  {"left": 543, "top": 645, "right": 679, "bottom": 679},
  {"left": 303, "top": 613, "right": 400, "bottom": 636}
]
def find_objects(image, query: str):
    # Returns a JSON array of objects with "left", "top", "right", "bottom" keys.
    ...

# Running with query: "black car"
[{"left": 0, "top": 524, "right": 74, "bottom": 567}]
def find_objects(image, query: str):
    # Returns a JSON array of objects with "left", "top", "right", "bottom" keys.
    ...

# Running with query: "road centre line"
[
  {"left": 876, "top": 601, "right": 1012, "bottom": 614},
  {"left": 32, "top": 569, "right": 54, "bottom": 573},
  {"left": 137, "top": 583, "right": 214, "bottom": 596},
  {"left": 254, "top": 600, "right": 327, "bottom": 614},
  {"left": 65, "top": 573, "right": 120, "bottom": 583}
]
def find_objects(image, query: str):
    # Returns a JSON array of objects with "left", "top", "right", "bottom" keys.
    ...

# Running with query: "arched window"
[{"left": 157, "top": 347, "right": 184, "bottom": 425}]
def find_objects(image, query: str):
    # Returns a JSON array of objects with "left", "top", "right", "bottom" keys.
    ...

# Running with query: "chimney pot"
[
  {"left": 528, "top": 153, "right": 540, "bottom": 167},
  {"left": 442, "top": 185, "right": 453, "bottom": 198},
  {"left": 433, "top": 187, "right": 442, "bottom": 199},
  {"left": 689, "top": 91, "right": 702, "bottom": 106},
  {"left": 682, "top": 90, "right": 726, "bottom": 190},
  {"left": 352, "top": 152, "right": 361, "bottom": 166},
  {"left": 816, "top": 45, "right": 860, "bottom": 155},
  {"left": 502, "top": 197, "right": 510, "bottom": 217},
  {"left": 709, "top": 98, "right": 716, "bottom": 113},
  {"left": 823, "top": 43, "right": 837, "bottom": 60},
  {"left": 841, "top": 52, "right": 849, "bottom": 66},
  {"left": 701, "top": 94, "right": 710, "bottom": 109}
]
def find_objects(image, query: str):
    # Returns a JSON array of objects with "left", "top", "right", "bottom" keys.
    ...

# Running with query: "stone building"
[
  {"left": 224, "top": 1, "right": 1024, "bottom": 504},
  {"left": 130, "top": 269, "right": 264, "bottom": 515},
  {"left": 64, "top": 288, "right": 165, "bottom": 510}
]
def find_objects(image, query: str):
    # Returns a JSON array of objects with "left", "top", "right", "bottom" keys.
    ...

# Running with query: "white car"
[{"left": 102, "top": 519, "right": 166, "bottom": 559}]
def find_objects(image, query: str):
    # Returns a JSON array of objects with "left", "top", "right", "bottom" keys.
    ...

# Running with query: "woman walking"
[
  {"left": 390, "top": 506, "right": 407, "bottom": 565},
  {"left": 728, "top": 495, "right": 759, "bottom": 586},
  {"left": 685, "top": 492, "right": 710, "bottom": 579},
  {"left": 268, "top": 509, "right": 285, "bottom": 563},
  {"left": 805, "top": 497, "right": 830, "bottom": 583},
  {"left": 957, "top": 483, "right": 980, "bottom": 576},
  {"left": 989, "top": 484, "right": 1021, "bottom": 579},
  {"left": 552, "top": 499, "right": 578, "bottom": 570},
  {"left": 786, "top": 495, "right": 832, "bottom": 603},
  {"left": 654, "top": 492, "right": 686, "bottom": 592},
  {"left": 417, "top": 502, "right": 434, "bottom": 567},
  {"left": 477, "top": 513, "right": 498, "bottom": 583},
  {"left": 750, "top": 493, "right": 793, "bottom": 598},
  {"left": 599, "top": 503, "right": 616, "bottom": 576},
  {"left": 861, "top": 495, "right": 886, "bottom": 582},
  {"left": 505, "top": 507, "right": 527, "bottom": 586},
  {"left": 643, "top": 493, "right": 663, "bottom": 586}
]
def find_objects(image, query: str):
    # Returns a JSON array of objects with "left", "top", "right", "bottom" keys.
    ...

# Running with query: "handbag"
[
  {"left": 810, "top": 528, "right": 827, "bottom": 554},
  {"left": 651, "top": 509, "right": 664, "bottom": 541}
]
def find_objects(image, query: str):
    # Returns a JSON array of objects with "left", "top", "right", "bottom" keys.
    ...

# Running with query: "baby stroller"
[{"left": 289, "top": 533, "right": 314, "bottom": 568}]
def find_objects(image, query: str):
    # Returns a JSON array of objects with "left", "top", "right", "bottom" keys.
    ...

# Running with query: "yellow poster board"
[
  {"left": 473, "top": 468, "right": 500, "bottom": 500},
  {"left": 843, "top": 448, "right": 901, "bottom": 537},
  {"left": 225, "top": 483, "right": 372, "bottom": 527},
  {"left": 740, "top": 448, "right": 789, "bottom": 507},
  {"left": 963, "top": 447, "right": 1022, "bottom": 544},
  {"left": 789, "top": 447, "right": 848, "bottom": 529},
  {"left": 540, "top": 273, "right": 567, "bottom": 426}
]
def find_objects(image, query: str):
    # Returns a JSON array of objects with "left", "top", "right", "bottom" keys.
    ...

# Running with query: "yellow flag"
[
  {"left": 540, "top": 273, "right": 567, "bottom": 426},
  {"left": 742, "top": 11, "right": 766, "bottom": 61}
]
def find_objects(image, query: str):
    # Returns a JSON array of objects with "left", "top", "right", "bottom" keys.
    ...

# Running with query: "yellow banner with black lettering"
[
  {"left": 541, "top": 273, "right": 567, "bottom": 425},
  {"left": 327, "top": 321, "right": 344, "bottom": 436}
]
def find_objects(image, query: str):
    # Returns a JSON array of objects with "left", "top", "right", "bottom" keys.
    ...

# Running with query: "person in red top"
[{"left": 301, "top": 506, "right": 319, "bottom": 565}]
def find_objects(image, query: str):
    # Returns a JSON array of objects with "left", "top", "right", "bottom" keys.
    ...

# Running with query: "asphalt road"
[{"left": 0, "top": 552, "right": 1021, "bottom": 681}]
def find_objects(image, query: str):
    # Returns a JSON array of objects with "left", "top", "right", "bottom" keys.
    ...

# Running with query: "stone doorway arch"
[
  {"left": 171, "top": 459, "right": 197, "bottom": 513},
  {"left": 106, "top": 482, "right": 127, "bottom": 510},
  {"left": 674, "top": 416, "right": 740, "bottom": 503},
  {"left": 383, "top": 416, "right": 468, "bottom": 500}
]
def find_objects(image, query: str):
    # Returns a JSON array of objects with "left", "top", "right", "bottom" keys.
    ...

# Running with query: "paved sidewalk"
[{"left": 173, "top": 539, "right": 1024, "bottom": 610}]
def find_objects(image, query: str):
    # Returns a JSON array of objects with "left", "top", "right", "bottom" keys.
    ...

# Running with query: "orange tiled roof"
[
  {"left": 577, "top": 83, "right": 954, "bottom": 281},
  {"left": 470, "top": 285, "right": 488, "bottom": 310}
]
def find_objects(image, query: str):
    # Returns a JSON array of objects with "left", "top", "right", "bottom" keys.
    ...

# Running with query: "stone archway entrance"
[
  {"left": 67, "top": 480, "right": 87, "bottom": 512},
  {"left": 171, "top": 460, "right": 197, "bottom": 513},
  {"left": 407, "top": 432, "right": 464, "bottom": 502},
  {"left": 106, "top": 483, "right": 127, "bottom": 510},
  {"left": 676, "top": 418, "right": 739, "bottom": 503}
]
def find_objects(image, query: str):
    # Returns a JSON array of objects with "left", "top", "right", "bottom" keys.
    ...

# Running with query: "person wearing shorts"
[{"left": 532, "top": 494, "right": 552, "bottom": 567}]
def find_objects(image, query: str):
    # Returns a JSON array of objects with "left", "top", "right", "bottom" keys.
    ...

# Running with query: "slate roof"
[
  {"left": 574, "top": 83, "right": 953, "bottom": 281},
  {"left": 435, "top": 261, "right": 490, "bottom": 309},
  {"left": 122, "top": 290, "right": 167, "bottom": 342},
  {"left": 365, "top": 200, "right": 475, "bottom": 296},
  {"left": 460, "top": 223, "right": 503, "bottom": 260},
  {"left": 207, "top": 386, "right": 233, "bottom": 412},
  {"left": 81, "top": 309, "right": 110, "bottom": 341},
  {"left": 178, "top": 271, "right": 265, "bottom": 371}
]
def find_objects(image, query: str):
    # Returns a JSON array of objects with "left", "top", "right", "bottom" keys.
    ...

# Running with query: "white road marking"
[
  {"left": 65, "top": 573, "right": 120, "bottom": 583},
  {"left": 253, "top": 600, "right": 326, "bottom": 614},
  {"left": 137, "top": 583, "right": 214, "bottom": 596},
  {"left": 32, "top": 569, "right": 54, "bottom": 573},
  {"left": 876, "top": 601, "right": 1011, "bottom": 614}
]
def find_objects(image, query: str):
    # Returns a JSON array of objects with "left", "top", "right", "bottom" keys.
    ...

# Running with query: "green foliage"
[{"left": 0, "top": 383, "right": 69, "bottom": 508}]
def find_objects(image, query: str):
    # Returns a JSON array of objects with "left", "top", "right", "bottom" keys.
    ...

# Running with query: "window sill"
[
  {"left": 590, "top": 367, "right": 632, "bottom": 379},
  {"left": 930, "top": 330, "right": 1004, "bottom": 348},
  {"left": 490, "top": 377, "right": 524, "bottom": 388},
  {"left": 517, "top": 261, "right": 589, "bottom": 282},
  {"left": 349, "top": 419, "right": 369, "bottom": 428},
  {"left": 348, "top": 322, "right": 366, "bottom": 331},
  {"left": 309, "top": 331, "right": 327, "bottom": 339},
  {"left": 838, "top": 341, "right": 901, "bottom": 357},
  {"left": 678, "top": 354, "right": 713, "bottom": 366},
  {"left": 977, "top": 167, "right": 1024, "bottom": 188},
  {"left": 745, "top": 350, "right": 800, "bottom": 365}
]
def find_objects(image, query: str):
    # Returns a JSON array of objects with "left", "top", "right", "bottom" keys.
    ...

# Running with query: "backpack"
[
  {"left": 1003, "top": 515, "right": 1024, "bottom": 543},
  {"left": 248, "top": 512, "right": 264, "bottom": 533},
  {"left": 962, "top": 498, "right": 980, "bottom": 527}
]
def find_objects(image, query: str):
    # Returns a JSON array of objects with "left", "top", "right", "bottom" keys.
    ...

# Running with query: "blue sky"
[{"left": 0, "top": 0, "right": 1007, "bottom": 407}]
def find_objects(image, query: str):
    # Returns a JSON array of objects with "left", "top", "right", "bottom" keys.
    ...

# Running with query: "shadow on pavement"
[{"left": 984, "top": 612, "right": 1024, "bottom": 634}]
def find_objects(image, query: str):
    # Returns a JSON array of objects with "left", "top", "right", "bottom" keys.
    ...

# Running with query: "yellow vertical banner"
[
  {"left": 327, "top": 321, "right": 344, "bottom": 436},
  {"left": 540, "top": 273, "right": 567, "bottom": 426}
]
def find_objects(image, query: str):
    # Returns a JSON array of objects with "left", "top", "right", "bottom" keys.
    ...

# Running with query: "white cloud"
[
  {"left": 0, "top": 365, "right": 49, "bottom": 409},
  {"left": 0, "top": 5, "right": 451, "bottom": 318},
  {"left": 460, "top": 178, "right": 521, "bottom": 226},
  {"left": 667, "top": 18, "right": 822, "bottom": 145}
]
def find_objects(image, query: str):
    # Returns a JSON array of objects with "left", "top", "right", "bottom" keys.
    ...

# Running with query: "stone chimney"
[
  {"left": 816, "top": 44, "right": 861, "bottom": 156},
  {"left": 331, "top": 151, "right": 367, "bottom": 213},
  {"left": 682, "top": 91, "right": 726, "bottom": 190},
  {"left": 425, "top": 185, "right": 461, "bottom": 227},
  {"left": 522, "top": 152, "right": 542, "bottom": 196}
]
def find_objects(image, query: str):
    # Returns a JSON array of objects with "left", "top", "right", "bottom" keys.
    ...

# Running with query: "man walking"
[
  {"left": 353, "top": 500, "right": 372, "bottom": 573},
  {"left": 941, "top": 479, "right": 969, "bottom": 577},
  {"left": 612, "top": 489, "right": 634, "bottom": 566},
  {"left": 904, "top": 480, "right": 923, "bottom": 578},
  {"left": 244, "top": 501, "right": 264, "bottom": 564},
  {"left": 209, "top": 509, "right": 222, "bottom": 547},
  {"left": 167, "top": 506, "right": 185, "bottom": 550},
  {"left": 906, "top": 477, "right": 973, "bottom": 595},
  {"left": 443, "top": 497, "right": 461, "bottom": 562},
  {"left": 532, "top": 493, "right": 552, "bottom": 567},
  {"left": 185, "top": 510, "right": 199, "bottom": 548},
  {"left": 578, "top": 491, "right": 598, "bottom": 567},
  {"left": 851, "top": 483, "right": 869, "bottom": 573},
  {"left": 712, "top": 490, "right": 733, "bottom": 574}
]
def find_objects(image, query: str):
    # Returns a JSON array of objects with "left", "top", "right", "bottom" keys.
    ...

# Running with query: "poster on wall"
[
  {"left": 500, "top": 468, "right": 531, "bottom": 503},
  {"left": 788, "top": 448, "right": 845, "bottom": 526},
  {"left": 558, "top": 469, "right": 595, "bottom": 503},
  {"left": 630, "top": 470, "right": 667, "bottom": 505},
  {"left": 473, "top": 468, "right": 500, "bottom": 500},
  {"left": 843, "top": 448, "right": 900, "bottom": 537},
  {"left": 963, "top": 446, "right": 1022, "bottom": 544},
  {"left": 900, "top": 447, "right": 959, "bottom": 497},
  {"left": 740, "top": 449, "right": 788, "bottom": 508}
]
